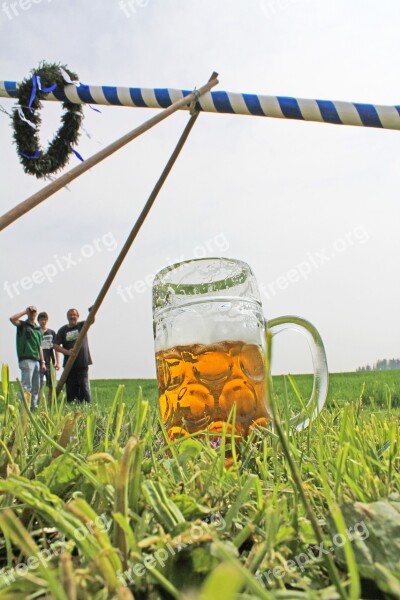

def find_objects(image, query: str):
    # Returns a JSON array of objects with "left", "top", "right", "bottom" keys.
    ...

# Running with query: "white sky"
[{"left": 1, "top": 0, "right": 399, "bottom": 379}]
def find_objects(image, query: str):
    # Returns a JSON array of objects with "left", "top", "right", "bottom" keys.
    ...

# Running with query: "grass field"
[
  {"left": 0, "top": 369, "right": 399, "bottom": 599},
  {"left": 89, "top": 369, "right": 400, "bottom": 412}
]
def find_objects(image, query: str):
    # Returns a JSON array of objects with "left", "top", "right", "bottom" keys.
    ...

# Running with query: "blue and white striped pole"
[{"left": 1, "top": 80, "right": 399, "bottom": 131}]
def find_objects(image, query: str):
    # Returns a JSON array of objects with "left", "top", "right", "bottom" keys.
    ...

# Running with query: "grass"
[
  {"left": 0, "top": 367, "right": 399, "bottom": 599},
  {"left": 89, "top": 369, "right": 400, "bottom": 412}
]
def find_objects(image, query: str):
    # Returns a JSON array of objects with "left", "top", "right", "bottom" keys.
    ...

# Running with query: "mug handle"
[{"left": 267, "top": 315, "right": 329, "bottom": 431}]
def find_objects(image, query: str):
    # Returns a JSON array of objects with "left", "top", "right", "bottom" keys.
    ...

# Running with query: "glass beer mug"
[{"left": 152, "top": 258, "right": 328, "bottom": 439}]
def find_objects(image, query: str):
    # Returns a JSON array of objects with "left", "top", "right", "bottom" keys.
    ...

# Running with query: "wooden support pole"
[
  {"left": 0, "top": 72, "right": 218, "bottom": 232},
  {"left": 55, "top": 90, "right": 206, "bottom": 396}
]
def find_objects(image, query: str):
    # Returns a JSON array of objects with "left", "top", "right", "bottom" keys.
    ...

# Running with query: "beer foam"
[{"left": 154, "top": 300, "right": 265, "bottom": 351}]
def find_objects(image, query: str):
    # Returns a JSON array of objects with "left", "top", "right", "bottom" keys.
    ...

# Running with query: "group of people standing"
[{"left": 10, "top": 306, "right": 93, "bottom": 409}]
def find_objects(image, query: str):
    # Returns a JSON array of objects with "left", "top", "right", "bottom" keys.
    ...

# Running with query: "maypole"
[{"left": 1, "top": 79, "right": 399, "bottom": 130}]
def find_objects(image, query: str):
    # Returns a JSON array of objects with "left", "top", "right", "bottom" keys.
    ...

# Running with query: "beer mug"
[{"left": 152, "top": 258, "right": 328, "bottom": 439}]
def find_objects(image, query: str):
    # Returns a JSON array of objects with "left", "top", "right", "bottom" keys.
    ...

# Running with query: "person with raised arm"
[{"left": 9, "top": 306, "right": 45, "bottom": 410}]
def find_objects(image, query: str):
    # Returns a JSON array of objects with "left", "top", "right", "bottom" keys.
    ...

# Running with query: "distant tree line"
[{"left": 357, "top": 358, "right": 400, "bottom": 372}]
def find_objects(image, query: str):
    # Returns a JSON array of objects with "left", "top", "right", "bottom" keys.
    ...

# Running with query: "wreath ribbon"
[
  {"left": 15, "top": 105, "right": 37, "bottom": 129},
  {"left": 27, "top": 75, "right": 56, "bottom": 112},
  {"left": 20, "top": 149, "right": 41, "bottom": 160},
  {"left": 59, "top": 67, "right": 101, "bottom": 113},
  {"left": 59, "top": 67, "right": 80, "bottom": 87}
]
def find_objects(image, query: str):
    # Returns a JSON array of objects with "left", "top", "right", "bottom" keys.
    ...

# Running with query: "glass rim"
[{"left": 153, "top": 257, "right": 251, "bottom": 291}]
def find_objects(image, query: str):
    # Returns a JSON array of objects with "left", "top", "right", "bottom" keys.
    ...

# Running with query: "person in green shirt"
[{"left": 10, "top": 306, "right": 45, "bottom": 410}]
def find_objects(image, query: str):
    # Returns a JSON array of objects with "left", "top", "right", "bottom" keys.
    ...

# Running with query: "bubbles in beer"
[
  {"left": 156, "top": 340, "right": 268, "bottom": 437},
  {"left": 156, "top": 356, "right": 168, "bottom": 394},
  {"left": 219, "top": 378, "right": 257, "bottom": 422},
  {"left": 176, "top": 383, "right": 214, "bottom": 419},
  {"left": 240, "top": 344, "right": 265, "bottom": 382},
  {"left": 164, "top": 350, "right": 186, "bottom": 391},
  {"left": 193, "top": 346, "right": 232, "bottom": 383},
  {"left": 159, "top": 392, "right": 172, "bottom": 422}
]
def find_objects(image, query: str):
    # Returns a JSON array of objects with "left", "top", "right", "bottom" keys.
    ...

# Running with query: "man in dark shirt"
[{"left": 53, "top": 308, "right": 93, "bottom": 403}]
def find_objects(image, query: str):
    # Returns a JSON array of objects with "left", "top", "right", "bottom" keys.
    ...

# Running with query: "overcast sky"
[{"left": 1, "top": 0, "right": 399, "bottom": 380}]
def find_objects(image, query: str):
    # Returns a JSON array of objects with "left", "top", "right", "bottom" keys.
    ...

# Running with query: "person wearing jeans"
[{"left": 10, "top": 306, "right": 45, "bottom": 410}]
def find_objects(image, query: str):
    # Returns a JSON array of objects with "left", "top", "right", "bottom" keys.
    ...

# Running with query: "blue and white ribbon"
[
  {"left": 1, "top": 80, "right": 399, "bottom": 131},
  {"left": 28, "top": 74, "right": 57, "bottom": 111},
  {"left": 36, "top": 76, "right": 57, "bottom": 94},
  {"left": 14, "top": 104, "right": 37, "bottom": 129},
  {"left": 59, "top": 69, "right": 100, "bottom": 112}
]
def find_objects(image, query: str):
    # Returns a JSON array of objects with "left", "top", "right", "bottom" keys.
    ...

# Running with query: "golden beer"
[{"left": 156, "top": 340, "right": 268, "bottom": 438}]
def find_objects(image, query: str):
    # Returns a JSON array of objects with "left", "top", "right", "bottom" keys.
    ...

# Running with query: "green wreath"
[{"left": 12, "top": 62, "right": 84, "bottom": 179}]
